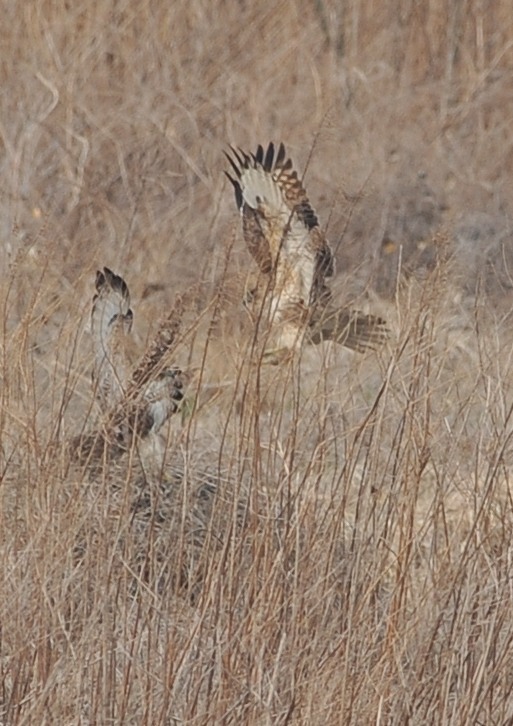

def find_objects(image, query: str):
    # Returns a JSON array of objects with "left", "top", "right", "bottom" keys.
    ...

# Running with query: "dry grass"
[{"left": 2, "top": 1, "right": 513, "bottom": 723}]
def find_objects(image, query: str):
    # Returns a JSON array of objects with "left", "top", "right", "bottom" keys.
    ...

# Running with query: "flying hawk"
[
  {"left": 225, "top": 142, "right": 388, "bottom": 362},
  {"left": 90, "top": 267, "right": 185, "bottom": 440}
]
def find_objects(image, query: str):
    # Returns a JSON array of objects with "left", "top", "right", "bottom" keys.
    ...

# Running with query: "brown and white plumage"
[
  {"left": 90, "top": 267, "right": 185, "bottom": 440},
  {"left": 91, "top": 267, "right": 133, "bottom": 411},
  {"left": 225, "top": 142, "right": 388, "bottom": 361}
]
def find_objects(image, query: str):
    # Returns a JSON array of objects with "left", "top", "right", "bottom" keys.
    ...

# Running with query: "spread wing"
[
  {"left": 225, "top": 142, "right": 389, "bottom": 358},
  {"left": 90, "top": 268, "right": 185, "bottom": 439},
  {"left": 91, "top": 267, "right": 133, "bottom": 412},
  {"left": 224, "top": 142, "right": 334, "bottom": 310}
]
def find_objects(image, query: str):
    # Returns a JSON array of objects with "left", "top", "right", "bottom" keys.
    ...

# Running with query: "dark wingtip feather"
[
  {"left": 229, "top": 145, "right": 246, "bottom": 166},
  {"left": 102, "top": 267, "right": 129, "bottom": 300},
  {"left": 255, "top": 144, "right": 265, "bottom": 164},
  {"left": 263, "top": 142, "right": 275, "bottom": 171},
  {"left": 275, "top": 142, "right": 286, "bottom": 167},
  {"left": 223, "top": 149, "right": 242, "bottom": 178},
  {"left": 224, "top": 171, "right": 244, "bottom": 209},
  {"left": 95, "top": 269, "right": 106, "bottom": 292},
  {"left": 238, "top": 147, "right": 252, "bottom": 165}
]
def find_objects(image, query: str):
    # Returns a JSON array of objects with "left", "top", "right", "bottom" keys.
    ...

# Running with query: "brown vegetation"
[{"left": 2, "top": 1, "right": 513, "bottom": 723}]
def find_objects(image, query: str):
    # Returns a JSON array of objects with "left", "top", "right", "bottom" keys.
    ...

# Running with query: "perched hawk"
[
  {"left": 90, "top": 267, "right": 185, "bottom": 439},
  {"left": 225, "top": 142, "right": 388, "bottom": 362}
]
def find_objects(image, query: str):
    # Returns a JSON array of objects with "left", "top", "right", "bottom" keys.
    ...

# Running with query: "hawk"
[
  {"left": 91, "top": 267, "right": 185, "bottom": 440},
  {"left": 225, "top": 142, "right": 388, "bottom": 362},
  {"left": 91, "top": 267, "right": 133, "bottom": 412}
]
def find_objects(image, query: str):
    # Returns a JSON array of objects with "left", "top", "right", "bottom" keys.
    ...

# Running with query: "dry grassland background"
[{"left": 2, "top": 1, "right": 513, "bottom": 723}]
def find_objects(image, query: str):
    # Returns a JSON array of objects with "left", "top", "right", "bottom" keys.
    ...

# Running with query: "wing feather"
[
  {"left": 224, "top": 142, "right": 334, "bottom": 305},
  {"left": 254, "top": 143, "right": 265, "bottom": 165},
  {"left": 263, "top": 141, "right": 275, "bottom": 170},
  {"left": 91, "top": 267, "right": 133, "bottom": 411},
  {"left": 275, "top": 142, "right": 286, "bottom": 167},
  {"left": 224, "top": 142, "right": 388, "bottom": 356},
  {"left": 90, "top": 269, "right": 186, "bottom": 442}
]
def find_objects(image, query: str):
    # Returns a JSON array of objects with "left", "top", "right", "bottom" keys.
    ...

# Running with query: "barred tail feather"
[{"left": 310, "top": 308, "right": 389, "bottom": 352}]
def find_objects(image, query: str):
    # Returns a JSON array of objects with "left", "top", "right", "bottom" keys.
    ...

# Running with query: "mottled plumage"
[
  {"left": 91, "top": 267, "right": 133, "bottom": 410},
  {"left": 90, "top": 267, "right": 185, "bottom": 441},
  {"left": 225, "top": 142, "right": 388, "bottom": 361}
]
